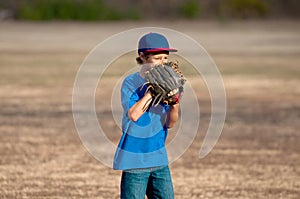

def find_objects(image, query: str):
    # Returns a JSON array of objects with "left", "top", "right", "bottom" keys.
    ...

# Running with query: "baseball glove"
[{"left": 143, "top": 60, "right": 186, "bottom": 106}]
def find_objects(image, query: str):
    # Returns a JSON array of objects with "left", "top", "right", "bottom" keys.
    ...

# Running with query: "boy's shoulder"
[
  {"left": 123, "top": 72, "right": 144, "bottom": 85},
  {"left": 124, "top": 72, "right": 140, "bottom": 81},
  {"left": 121, "top": 72, "right": 140, "bottom": 90}
]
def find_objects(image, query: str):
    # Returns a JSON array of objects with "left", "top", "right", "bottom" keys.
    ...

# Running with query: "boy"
[{"left": 113, "top": 32, "right": 180, "bottom": 199}]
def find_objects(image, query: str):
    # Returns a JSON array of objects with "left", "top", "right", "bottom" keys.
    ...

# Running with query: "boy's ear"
[{"left": 139, "top": 52, "right": 146, "bottom": 62}]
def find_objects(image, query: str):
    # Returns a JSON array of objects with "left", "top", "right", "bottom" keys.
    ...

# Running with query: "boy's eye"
[{"left": 154, "top": 56, "right": 167, "bottom": 60}]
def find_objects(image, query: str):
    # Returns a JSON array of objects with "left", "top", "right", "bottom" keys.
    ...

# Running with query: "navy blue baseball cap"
[{"left": 138, "top": 32, "right": 177, "bottom": 54}]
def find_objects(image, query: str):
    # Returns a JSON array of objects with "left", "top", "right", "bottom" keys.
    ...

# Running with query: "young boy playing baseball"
[{"left": 113, "top": 32, "right": 180, "bottom": 199}]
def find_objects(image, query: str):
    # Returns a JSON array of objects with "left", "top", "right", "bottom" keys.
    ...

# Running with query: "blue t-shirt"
[{"left": 113, "top": 72, "right": 170, "bottom": 170}]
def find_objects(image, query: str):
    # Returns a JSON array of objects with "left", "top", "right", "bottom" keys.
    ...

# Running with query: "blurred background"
[
  {"left": 0, "top": 0, "right": 299, "bottom": 198},
  {"left": 1, "top": 0, "right": 300, "bottom": 21}
]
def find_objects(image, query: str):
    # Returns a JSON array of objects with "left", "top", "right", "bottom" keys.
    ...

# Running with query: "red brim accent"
[{"left": 145, "top": 48, "right": 177, "bottom": 53}]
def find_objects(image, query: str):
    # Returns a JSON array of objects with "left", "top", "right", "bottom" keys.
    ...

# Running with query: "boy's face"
[{"left": 143, "top": 53, "right": 169, "bottom": 65}]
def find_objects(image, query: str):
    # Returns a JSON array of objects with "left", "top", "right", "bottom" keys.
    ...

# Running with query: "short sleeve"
[{"left": 120, "top": 74, "right": 141, "bottom": 113}]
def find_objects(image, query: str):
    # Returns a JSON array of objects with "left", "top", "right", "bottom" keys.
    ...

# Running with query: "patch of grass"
[
  {"left": 178, "top": 0, "right": 200, "bottom": 19},
  {"left": 16, "top": 0, "right": 140, "bottom": 21},
  {"left": 219, "top": 0, "right": 269, "bottom": 19}
]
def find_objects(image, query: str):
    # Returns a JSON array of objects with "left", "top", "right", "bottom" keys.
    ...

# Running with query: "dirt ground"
[{"left": 0, "top": 20, "right": 299, "bottom": 198}]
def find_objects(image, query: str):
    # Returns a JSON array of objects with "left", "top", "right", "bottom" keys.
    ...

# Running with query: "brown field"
[{"left": 0, "top": 20, "right": 299, "bottom": 198}]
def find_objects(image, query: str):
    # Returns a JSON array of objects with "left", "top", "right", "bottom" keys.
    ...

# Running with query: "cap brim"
[{"left": 145, "top": 48, "right": 177, "bottom": 53}]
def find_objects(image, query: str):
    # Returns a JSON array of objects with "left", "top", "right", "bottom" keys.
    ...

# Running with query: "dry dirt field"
[{"left": 0, "top": 20, "right": 300, "bottom": 198}]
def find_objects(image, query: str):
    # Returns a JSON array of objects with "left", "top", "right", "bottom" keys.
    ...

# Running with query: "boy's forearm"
[
  {"left": 127, "top": 92, "right": 152, "bottom": 122},
  {"left": 127, "top": 92, "right": 180, "bottom": 126},
  {"left": 166, "top": 104, "right": 179, "bottom": 128}
]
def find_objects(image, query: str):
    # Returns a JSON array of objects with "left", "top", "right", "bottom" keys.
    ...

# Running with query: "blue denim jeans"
[{"left": 120, "top": 165, "right": 174, "bottom": 199}]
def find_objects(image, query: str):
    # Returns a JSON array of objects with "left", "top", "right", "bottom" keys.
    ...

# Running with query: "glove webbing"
[{"left": 155, "top": 65, "right": 179, "bottom": 90}]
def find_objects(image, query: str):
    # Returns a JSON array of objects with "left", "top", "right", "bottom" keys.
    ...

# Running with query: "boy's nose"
[{"left": 161, "top": 59, "right": 168, "bottom": 64}]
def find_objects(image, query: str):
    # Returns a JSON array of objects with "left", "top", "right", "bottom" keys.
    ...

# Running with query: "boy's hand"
[{"left": 144, "top": 60, "right": 186, "bottom": 106}]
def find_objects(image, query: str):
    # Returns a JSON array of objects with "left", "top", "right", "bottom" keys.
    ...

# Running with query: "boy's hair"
[
  {"left": 136, "top": 51, "right": 169, "bottom": 65},
  {"left": 136, "top": 52, "right": 149, "bottom": 64}
]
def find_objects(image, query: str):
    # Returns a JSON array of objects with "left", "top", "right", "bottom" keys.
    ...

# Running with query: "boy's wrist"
[{"left": 171, "top": 103, "right": 179, "bottom": 107}]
